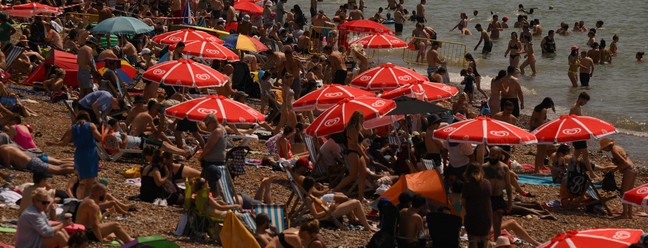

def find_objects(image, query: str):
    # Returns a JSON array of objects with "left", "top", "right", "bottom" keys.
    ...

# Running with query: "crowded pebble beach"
[{"left": 0, "top": 0, "right": 646, "bottom": 247}]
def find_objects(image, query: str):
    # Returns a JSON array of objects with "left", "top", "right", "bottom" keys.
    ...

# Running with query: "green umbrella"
[
  {"left": 120, "top": 235, "right": 179, "bottom": 248},
  {"left": 92, "top": 17, "right": 153, "bottom": 35}
]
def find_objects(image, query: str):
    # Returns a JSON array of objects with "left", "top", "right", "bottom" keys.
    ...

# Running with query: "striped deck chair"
[
  {"left": 213, "top": 165, "right": 257, "bottom": 232},
  {"left": 253, "top": 204, "right": 288, "bottom": 234},
  {"left": 5, "top": 45, "right": 24, "bottom": 72},
  {"left": 583, "top": 183, "right": 614, "bottom": 215}
]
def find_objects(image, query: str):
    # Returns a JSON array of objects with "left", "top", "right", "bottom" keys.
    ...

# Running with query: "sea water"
[{"left": 295, "top": 0, "right": 648, "bottom": 163}]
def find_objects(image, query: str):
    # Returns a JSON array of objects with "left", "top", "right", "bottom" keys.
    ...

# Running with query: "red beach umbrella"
[
  {"left": 531, "top": 114, "right": 617, "bottom": 144},
  {"left": 152, "top": 28, "right": 224, "bottom": 45},
  {"left": 292, "top": 84, "right": 375, "bottom": 112},
  {"left": 233, "top": 1, "right": 263, "bottom": 14},
  {"left": 351, "top": 63, "right": 427, "bottom": 91},
  {"left": 337, "top": 20, "right": 394, "bottom": 34},
  {"left": 2, "top": 2, "right": 61, "bottom": 17},
  {"left": 363, "top": 115, "right": 404, "bottom": 129},
  {"left": 622, "top": 183, "right": 648, "bottom": 209},
  {"left": 433, "top": 116, "right": 537, "bottom": 145},
  {"left": 173, "top": 40, "right": 240, "bottom": 60},
  {"left": 143, "top": 58, "right": 228, "bottom": 88},
  {"left": 539, "top": 228, "right": 644, "bottom": 248},
  {"left": 165, "top": 95, "right": 265, "bottom": 124},
  {"left": 305, "top": 96, "right": 396, "bottom": 137},
  {"left": 381, "top": 81, "right": 458, "bottom": 102},
  {"left": 349, "top": 34, "right": 407, "bottom": 49}
]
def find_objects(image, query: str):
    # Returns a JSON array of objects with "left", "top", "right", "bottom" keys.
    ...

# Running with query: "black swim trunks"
[
  {"left": 491, "top": 195, "right": 507, "bottom": 212},
  {"left": 86, "top": 229, "right": 100, "bottom": 242},
  {"left": 333, "top": 69, "right": 347, "bottom": 84},
  {"left": 395, "top": 23, "right": 403, "bottom": 33},
  {"left": 579, "top": 73, "right": 590, "bottom": 87}
]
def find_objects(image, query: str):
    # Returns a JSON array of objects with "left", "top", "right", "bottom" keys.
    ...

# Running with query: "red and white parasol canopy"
[
  {"left": 380, "top": 80, "right": 459, "bottom": 102},
  {"left": 292, "top": 84, "right": 374, "bottom": 112},
  {"left": 539, "top": 228, "right": 644, "bottom": 248},
  {"left": 142, "top": 58, "right": 228, "bottom": 88},
  {"left": 622, "top": 183, "right": 648, "bottom": 209},
  {"left": 531, "top": 114, "right": 617, "bottom": 144},
  {"left": 305, "top": 96, "right": 396, "bottom": 137},
  {"left": 152, "top": 28, "right": 224, "bottom": 45},
  {"left": 173, "top": 40, "right": 240, "bottom": 60},
  {"left": 433, "top": 116, "right": 537, "bottom": 145},
  {"left": 165, "top": 95, "right": 265, "bottom": 124},
  {"left": 349, "top": 34, "right": 407, "bottom": 49},
  {"left": 351, "top": 63, "right": 427, "bottom": 91}
]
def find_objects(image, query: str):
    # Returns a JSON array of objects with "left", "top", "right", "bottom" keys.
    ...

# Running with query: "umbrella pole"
[{"left": 478, "top": 142, "right": 486, "bottom": 165}]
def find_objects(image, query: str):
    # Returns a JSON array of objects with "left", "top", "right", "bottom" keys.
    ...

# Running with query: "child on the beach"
[{"left": 460, "top": 67, "right": 475, "bottom": 103}]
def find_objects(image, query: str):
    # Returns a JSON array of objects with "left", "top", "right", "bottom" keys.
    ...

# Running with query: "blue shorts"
[
  {"left": 427, "top": 66, "right": 439, "bottom": 81},
  {"left": 37, "top": 154, "right": 48, "bottom": 163},
  {"left": 28, "top": 158, "right": 49, "bottom": 174}
]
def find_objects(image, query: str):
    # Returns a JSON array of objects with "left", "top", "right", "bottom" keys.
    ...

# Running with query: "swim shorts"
[
  {"left": 483, "top": 40, "right": 493, "bottom": 53},
  {"left": 427, "top": 66, "right": 439, "bottom": 81},
  {"left": 77, "top": 69, "right": 93, "bottom": 89},
  {"left": 573, "top": 141, "right": 588, "bottom": 149},
  {"left": 579, "top": 73, "right": 590, "bottom": 87},
  {"left": 28, "top": 158, "right": 49, "bottom": 174},
  {"left": 491, "top": 195, "right": 507, "bottom": 212},
  {"left": 395, "top": 23, "right": 403, "bottom": 33},
  {"left": 333, "top": 69, "right": 347, "bottom": 84}
]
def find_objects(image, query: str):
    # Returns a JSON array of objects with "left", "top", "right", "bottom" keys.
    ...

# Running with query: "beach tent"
[
  {"left": 24, "top": 50, "right": 79, "bottom": 87},
  {"left": 220, "top": 210, "right": 260, "bottom": 248},
  {"left": 378, "top": 169, "right": 446, "bottom": 206},
  {"left": 120, "top": 235, "right": 179, "bottom": 248}
]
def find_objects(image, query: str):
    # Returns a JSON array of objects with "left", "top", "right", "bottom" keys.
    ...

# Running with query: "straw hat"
[{"left": 599, "top": 138, "right": 615, "bottom": 151}]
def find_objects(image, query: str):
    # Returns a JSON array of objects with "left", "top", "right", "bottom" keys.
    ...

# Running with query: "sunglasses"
[{"left": 40, "top": 200, "right": 51, "bottom": 205}]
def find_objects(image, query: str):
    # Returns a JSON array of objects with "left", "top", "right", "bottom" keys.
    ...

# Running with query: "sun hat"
[
  {"left": 139, "top": 48, "right": 151, "bottom": 55},
  {"left": 599, "top": 137, "right": 614, "bottom": 151},
  {"left": 571, "top": 45, "right": 579, "bottom": 51}
]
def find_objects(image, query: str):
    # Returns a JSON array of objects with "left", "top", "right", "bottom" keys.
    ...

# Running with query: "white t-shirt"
[{"left": 447, "top": 142, "right": 474, "bottom": 168}]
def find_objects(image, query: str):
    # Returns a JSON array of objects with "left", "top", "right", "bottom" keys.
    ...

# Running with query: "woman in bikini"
[
  {"left": 266, "top": 219, "right": 324, "bottom": 248},
  {"left": 504, "top": 32, "right": 522, "bottom": 70},
  {"left": 332, "top": 111, "right": 369, "bottom": 202},
  {"left": 519, "top": 36, "right": 537, "bottom": 76},
  {"left": 450, "top": 12, "right": 472, "bottom": 35},
  {"left": 600, "top": 138, "right": 637, "bottom": 219},
  {"left": 567, "top": 46, "right": 581, "bottom": 88}
]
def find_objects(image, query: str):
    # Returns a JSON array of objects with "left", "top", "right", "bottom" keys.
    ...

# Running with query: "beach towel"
[
  {"left": 520, "top": 164, "right": 551, "bottom": 173},
  {"left": 517, "top": 174, "right": 602, "bottom": 188},
  {"left": 219, "top": 211, "right": 260, "bottom": 248}
]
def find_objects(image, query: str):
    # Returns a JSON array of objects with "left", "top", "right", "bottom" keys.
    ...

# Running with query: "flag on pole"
[{"left": 181, "top": 0, "right": 194, "bottom": 25}]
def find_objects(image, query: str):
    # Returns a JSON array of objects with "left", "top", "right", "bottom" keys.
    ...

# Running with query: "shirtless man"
[
  {"left": 297, "top": 31, "right": 312, "bottom": 54},
  {"left": 170, "top": 0, "right": 182, "bottom": 24},
  {"left": 599, "top": 138, "right": 636, "bottom": 219},
  {"left": 97, "top": 2, "right": 113, "bottom": 47},
  {"left": 569, "top": 92, "right": 597, "bottom": 181},
  {"left": 394, "top": 5, "right": 406, "bottom": 35},
  {"left": 208, "top": 0, "right": 224, "bottom": 27},
  {"left": 586, "top": 42, "right": 601, "bottom": 64},
  {"left": 429, "top": 67, "right": 445, "bottom": 84},
  {"left": 487, "top": 15, "right": 503, "bottom": 40},
  {"left": 387, "top": 0, "right": 397, "bottom": 10},
  {"left": 426, "top": 42, "right": 445, "bottom": 82},
  {"left": 284, "top": 46, "right": 305, "bottom": 99},
  {"left": 349, "top": 5, "right": 364, "bottom": 21},
  {"left": 499, "top": 66, "right": 524, "bottom": 117},
  {"left": 492, "top": 100, "right": 518, "bottom": 125},
  {"left": 424, "top": 114, "right": 447, "bottom": 168},
  {"left": 416, "top": 0, "right": 426, "bottom": 23},
  {"left": 324, "top": 45, "right": 347, "bottom": 85},
  {"left": 483, "top": 146, "right": 513, "bottom": 242},
  {"left": 397, "top": 194, "right": 426, "bottom": 247},
  {"left": 311, "top": 11, "right": 331, "bottom": 52},
  {"left": 0, "top": 144, "right": 74, "bottom": 175},
  {"left": 238, "top": 14, "right": 253, "bottom": 36},
  {"left": 254, "top": 214, "right": 275, "bottom": 247},
  {"left": 76, "top": 184, "right": 133, "bottom": 244},
  {"left": 310, "top": 0, "right": 318, "bottom": 17},
  {"left": 474, "top": 24, "right": 492, "bottom": 54},
  {"left": 120, "top": 36, "right": 138, "bottom": 65},
  {"left": 44, "top": 23, "right": 63, "bottom": 50},
  {"left": 77, "top": 39, "right": 100, "bottom": 98},
  {"left": 129, "top": 100, "right": 169, "bottom": 143},
  {"left": 578, "top": 51, "right": 594, "bottom": 87}
]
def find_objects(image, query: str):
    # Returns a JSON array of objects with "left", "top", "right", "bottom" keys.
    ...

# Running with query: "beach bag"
[
  {"left": 566, "top": 160, "right": 588, "bottom": 196},
  {"left": 123, "top": 166, "right": 142, "bottom": 179},
  {"left": 601, "top": 172, "right": 619, "bottom": 192},
  {"left": 227, "top": 146, "right": 250, "bottom": 178}
]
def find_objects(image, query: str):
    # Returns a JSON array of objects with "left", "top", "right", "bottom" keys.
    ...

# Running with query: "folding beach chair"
[
  {"left": 253, "top": 204, "right": 289, "bottom": 234},
  {"left": 95, "top": 142, "right": 143, "bottom": 162},
  {"left": 422, "top": 158, "right": 443, "bottom": 175},
  {"left": 213, "top": 165, "right": 257, "bottom": 232},
  {"left": 63, "top": 100, "right": 76, "bottom": 123},
  {"left": 282, "top": 164, "right": 346, "bottom": 230},
  {"left": 4, "top": 45, "right": 24, "bottom": 73}
]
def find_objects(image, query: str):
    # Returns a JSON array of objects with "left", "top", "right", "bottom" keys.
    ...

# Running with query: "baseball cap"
[
  {"left": 139, "top": 48, "right": 151, "bottom": 55},
  {"left": 243, "top": 14, "right": 250, "bottom": 21},
  {"left": 217, "top": 17, "right": 225, "bottom": 24},
  {"left": 295, "top": 157, "right": 313, "bottom": 170},
  {"left": 265, "top": 1, "right": 273, "bottom": 6},
  {"left": 571, "top": 45, "right": 579, "bottom": 51}
]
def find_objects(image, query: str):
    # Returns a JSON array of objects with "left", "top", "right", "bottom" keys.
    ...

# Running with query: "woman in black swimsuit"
[
  {"left": 464, "top": 53, "right": 488, "bottom": 99},
  {"left": 267, "top": 219, "right": 322, "bottom": 248},
  {"left": 504, "top": 32, "right": 522, "bottom": 69},
  {"left": 332, "top": 111, "right": 369, "bottom": 202}
]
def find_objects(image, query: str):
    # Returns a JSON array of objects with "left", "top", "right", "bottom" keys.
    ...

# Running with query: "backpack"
[
  {"left": 566, "top": 160, "right": 589, "bottom": 195},
  {"left": 227, "top": 146, "right": 250, "bottom": 177}
]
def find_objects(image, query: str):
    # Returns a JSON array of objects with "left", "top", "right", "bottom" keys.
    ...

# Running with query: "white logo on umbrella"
[
  {"left": 324, "top": 117, "right": 340, "bottom": 127},
  {"left": 195, "top": 74, "right": 210, "bottom": 80},
  {"left": 324, "top": 92, "right": 343, "bottom": 98},
  {"left": 245, "top": 107, "right": 259, "bottom": 115},
  {"left": 357, "top": 40, "right": 368, "bottom": 44},
  {"left": 197, "top": 108, "right": 218, "bottom": 115},
  {"left": 360, "top": 75, "right": 372, "bottom": 81},
  {"left": 637, "top": 187, "right": 648, "bottom": 195},
  {"left": 442, "top": 86, "right": 452, "bottom": 91},
  {"left": 169, "top": 37, "right": 181, "bottom": 42},
  {"left": 398, "top": 75, "right": 412, "bottom": 81},
  {"left": 153, "top": 69, "right": 166, "bottom": 75},
  {"left": 206, "top": 37, "right": 216, "bottom": 42},
  {"left": 462, "top": 135, "right": 470, "bottom": 140},
  {"left": 372, "top": 100, "right": 386, "bottom": 107},
  {"left": 390, "top": 39, "right": 402, "bottom": 43},
  {"left": 490, "top": 131, "right": 510, "bottom": 137},
  {"left": 612, "top": 231, "right": 632, "bottom": 240},
  {"left": 205, "top": 49, "right": 220, "bottom": 54},
  {"left": 238, "top": 117, "right": 247, "bottom": 123},
  {"left": 562, "top": 128, "right": 582, "bottom": 135},
  {"left": 442, "top": 127, "right": 456, "bottom": 133}
]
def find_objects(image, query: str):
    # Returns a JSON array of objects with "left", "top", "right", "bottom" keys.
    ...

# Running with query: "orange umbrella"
[
  {"left": 233, "top": 2, "right": 263, "bottom": 14},
  {"left": 378, "top": 170, "right": 446, "bottom": 206}
]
